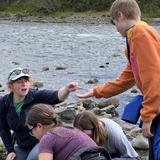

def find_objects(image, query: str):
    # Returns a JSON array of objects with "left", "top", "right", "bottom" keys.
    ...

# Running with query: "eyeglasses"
[
  {"left": 8, "top": 68, "right": 29, "bottom": 80},
  {"left": 29, "top": 124, "right": 37, "bottom": 136}
]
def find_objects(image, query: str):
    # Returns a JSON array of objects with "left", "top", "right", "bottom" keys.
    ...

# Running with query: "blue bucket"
[{"left": 122, "top": 95, "right": 143, "bottom": 124}]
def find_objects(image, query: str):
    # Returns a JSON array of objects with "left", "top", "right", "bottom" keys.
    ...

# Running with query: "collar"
[{"left": 126, "top": 21, "right": 148, "bottom": 39}]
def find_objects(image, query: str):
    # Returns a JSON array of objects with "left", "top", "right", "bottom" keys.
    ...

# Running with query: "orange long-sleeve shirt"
[{"left": 94, "top": 21, "right": 160, "bottom": 122}]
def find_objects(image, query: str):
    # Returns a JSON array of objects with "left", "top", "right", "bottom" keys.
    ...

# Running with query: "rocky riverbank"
[
  {"left": 0, "top": 96, "right": 149, "bottom": 159},
  {"left": 0, "top": 13, "right": 111, "bottom": 24},
  {"left": 1, "top": 13, "right": 160, "bottom": 25},
  {"left": 55, "top": 98, "right": 149, "bottom": 159}
]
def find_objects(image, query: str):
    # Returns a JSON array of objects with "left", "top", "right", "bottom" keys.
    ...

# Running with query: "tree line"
[{"left": 0, "top": 0, "right": 160, "bottom": 17}]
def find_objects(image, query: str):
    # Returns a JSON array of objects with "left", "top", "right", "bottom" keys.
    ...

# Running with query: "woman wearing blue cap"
[{"left": 0, "top": 67, "right": 79, "bottom": 160}]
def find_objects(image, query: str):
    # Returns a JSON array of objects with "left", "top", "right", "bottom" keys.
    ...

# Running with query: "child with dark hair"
[
  {"left": 73, "top": 111, "right": 139, "bottom": 159},
  {"left": 25, "top": 104, "right": 97, "bottom": 160}
]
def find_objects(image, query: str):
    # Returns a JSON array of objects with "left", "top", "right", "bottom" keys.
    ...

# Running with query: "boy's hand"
[
  {"left": 142, "top": 121, "right": 153, "bottom": 138},
  {"left": 76, "top": 88, "right": 94, "bottom": 98},
  {"left": 66, "top": 82, "right": 79, "bottom": 92}
]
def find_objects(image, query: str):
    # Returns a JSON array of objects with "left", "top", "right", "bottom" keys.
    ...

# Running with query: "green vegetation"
[
  {"left": 138, "top": 0, "right": 160, "bottom": 18},
  {"left": 0, "top": 0, "right": 112, "bottom": 15},
  {"left": 0, "top": 0, "right": 160, "bottom": 18}
]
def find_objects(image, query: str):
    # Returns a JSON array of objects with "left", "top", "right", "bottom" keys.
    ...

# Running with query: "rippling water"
[{"left": 0, "top": 21, "right": 159, "bottom": 114}]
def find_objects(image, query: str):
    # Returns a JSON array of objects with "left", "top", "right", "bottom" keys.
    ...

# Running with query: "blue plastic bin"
[{"left": 122, "top": 95, "right": 143, "bottom": 124}]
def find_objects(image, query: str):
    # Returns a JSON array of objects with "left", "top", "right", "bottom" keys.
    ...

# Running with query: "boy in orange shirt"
[{"left": 76, "top": 0, "right": 160, "bottom": 159}]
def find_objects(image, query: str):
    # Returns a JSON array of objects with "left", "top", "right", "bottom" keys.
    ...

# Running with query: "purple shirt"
[{"left": 39, "top": 127, "right": 97, "bottom": 160}]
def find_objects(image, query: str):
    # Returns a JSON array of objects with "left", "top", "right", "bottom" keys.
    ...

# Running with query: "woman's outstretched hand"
[
  {"left": 76, "top": 88, "right": 94, "bottom": 98},
  {"left": 66, "top": 82, "right": 79, "bottom": 92},
  {"left": 58, "top": 82, "right": 79, "bottom": 101}
]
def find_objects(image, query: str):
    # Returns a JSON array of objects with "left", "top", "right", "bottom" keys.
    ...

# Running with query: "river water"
[{"left": 0, "top": 21, "right": 159, "bottom": 114}]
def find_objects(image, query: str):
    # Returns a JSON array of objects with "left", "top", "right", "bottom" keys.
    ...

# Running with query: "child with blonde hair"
[{"left": 76, "top": 0, "right": 160, "bottom": 159}]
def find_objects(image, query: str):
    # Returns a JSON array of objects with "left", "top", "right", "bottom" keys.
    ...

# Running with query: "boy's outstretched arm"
[
  {"left": 76, "top": 63, "right": 135, "bottom": 99},
  {"left": 76, "top": 88, "right": 94, "bottom": 98}
]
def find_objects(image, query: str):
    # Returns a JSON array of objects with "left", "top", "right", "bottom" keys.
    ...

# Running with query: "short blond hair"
[{"left": 110, "top": 0, "right": 141, "bottom": 20}]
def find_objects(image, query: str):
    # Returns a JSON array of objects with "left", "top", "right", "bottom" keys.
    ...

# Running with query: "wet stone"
[
  {"left": 131, "top": 88, "right": 138, "bottom": 93},
  {"left": 58, "top": 109, "right": 77, "bottom": 123},
  {"left": 55, "top": 65, "right": 66, "bottom": 70},
  {"left": 42, "top": 66, "right": 49, "bottom": 71},
  {"left": 85, "top": 78, "right": 98, "bottom": 84}
]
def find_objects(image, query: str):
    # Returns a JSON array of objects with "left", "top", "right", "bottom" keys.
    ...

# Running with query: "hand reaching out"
[
  {"left": 58, "top": 82, "right": 79, "bottom": 101},
  {"left": 76, "top": 88, "right": 94, "bottom": 98},
  {"left": 66, "top": 82, "right": 79, "bottom": 92}
]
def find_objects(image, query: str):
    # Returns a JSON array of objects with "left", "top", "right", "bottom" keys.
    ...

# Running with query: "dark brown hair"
[
  {"left": 25, "top": 103, "right": 62, "bottom": 127},
  {"left": 73, "top": 111, "right": 107, "bottom": 146}
]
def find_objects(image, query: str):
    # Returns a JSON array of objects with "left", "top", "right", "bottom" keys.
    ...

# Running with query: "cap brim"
[{"left": 10, "top": 73, "right": 30, "bottom": 81}]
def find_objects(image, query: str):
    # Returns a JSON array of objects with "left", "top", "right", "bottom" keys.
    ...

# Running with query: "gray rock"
[
  {"left": 101, "top": 105, "right": 119, "bottom": 117},
  {"left": 58, "top": 109, "right": 77, "bottom": 123},
  {"left": 42, "top": 66, "right": 49, "bottom": 71},
  {"left": 55, "top": 65, "right": 66, "bottom": 70},
  {"left": 85, "top": 78, "right": 98, "bottom": 84},
  {"left": 132, "top": 134, "right": 149, "bottom": 150},
  {"left": 32, "top": 81, "right": 44, "bottom": 88},
  {"left": 79, "top": 99, "right": 97, "bottom": 109},
  {"left": 131, "top": 88, "right": 138, "bottom": 93},
  {"left": 128, "top": 127, "right": 141, "bottom": 139},
  {"left": 96, "top": 98, "right": 119, "bottom": 108}
]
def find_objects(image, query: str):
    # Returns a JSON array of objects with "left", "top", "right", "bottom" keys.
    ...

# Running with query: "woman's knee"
[
  {"left": 26, "top": 144, "right": 39, "bottom": 160},
  {"left": 14, "top": 146, "right": 30, "bottom": 160}
]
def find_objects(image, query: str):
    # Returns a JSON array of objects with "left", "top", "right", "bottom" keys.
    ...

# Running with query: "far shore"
[
  {"left": 0, "top": 14, "right": 111, "bottom": 24},
  {"left": 0, "top": 13, "right": 160, "bottom": 25}
]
